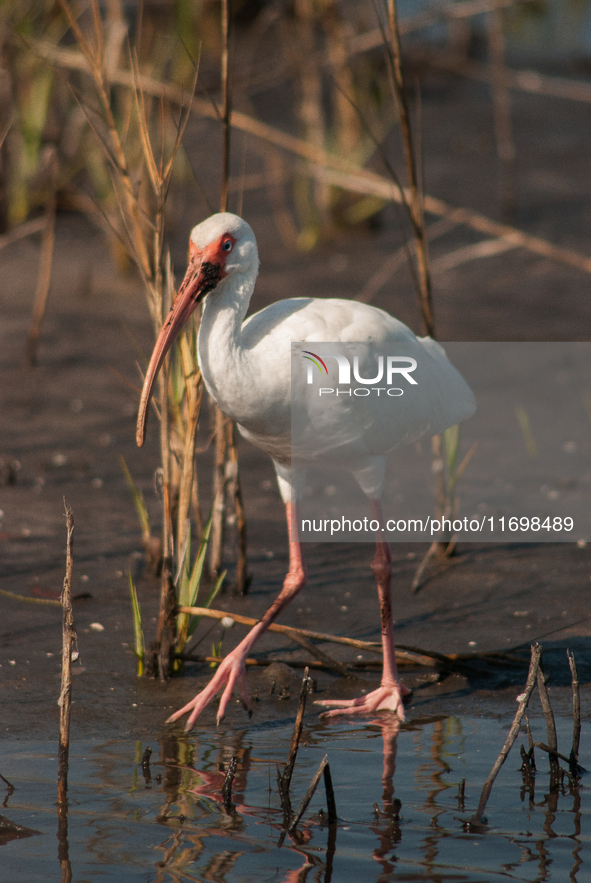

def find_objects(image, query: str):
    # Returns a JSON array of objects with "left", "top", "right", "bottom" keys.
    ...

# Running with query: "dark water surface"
[{"left": 1, "top": 714, "right": 587, "bottom": 882}]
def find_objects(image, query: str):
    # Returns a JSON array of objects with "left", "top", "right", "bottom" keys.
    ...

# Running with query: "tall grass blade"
[
  {"left": 187, "top": 570, "right": 226, "bottom": 642},
  {"left": 515, "top": 405, "right": 538, "bottom": 458},
  {"left": 128, "top": 570, "right": 145, "bottom": 676},
  {"left": 175, "top": 509, "right": 216, "bottom": 657},
  {"left": 120, "top": 455, "right": 151, "bottom": 541}
]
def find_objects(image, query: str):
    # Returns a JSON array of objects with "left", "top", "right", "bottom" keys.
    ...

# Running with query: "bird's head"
[{"left": 136, "top": 213, "right": 258, "bottom": 447}]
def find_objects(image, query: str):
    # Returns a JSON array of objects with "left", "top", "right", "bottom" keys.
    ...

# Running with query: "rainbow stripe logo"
[{"left": 303, "top": 350, "right": 328, "bottom": 375}]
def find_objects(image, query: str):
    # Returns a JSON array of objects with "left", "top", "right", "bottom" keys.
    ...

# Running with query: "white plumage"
[{"left": 137, "top": 213, "right": 475, "bottom": 729}]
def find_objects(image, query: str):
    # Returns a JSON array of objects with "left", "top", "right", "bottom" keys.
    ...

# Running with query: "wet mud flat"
[{"left": 1, "top": 70, "right": 591, "bottom": 878}]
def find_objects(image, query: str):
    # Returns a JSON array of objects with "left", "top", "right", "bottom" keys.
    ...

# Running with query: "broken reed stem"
[
  {"left": 26, "top": 186, "right": 56, "bottom": 368},
  {"left": 323, "top": 762, "right": 337, "bottom": 826},
  {"left": 0, "top": 772, "right": 14, "bottom": 805},
  {"left": 533, "top": 741, "right": 576, "bottom": 767},
  {"left": 221, "top": 756, "right": 238, "bottom": 813},
  {"left": 280, "top": 668, "right": 313, "bottom": 807},
  {"left": 58, "top": 502, "right": 76, "bottom": 808},
  {"left": 473, "top": 643, "right": 542, "bottom": 824},
  {"left": 524, "top": 710, "right": 534, "bottom": 753},
  {"left": 536, "top": 663, "right": 559, "bottom": 780},
  {"left": 141, "top": 747, "right": 152, "bottom": 784},
  {"left": 288, "top": 754, "right": 334, "bottom": 832},
  {"left": 411, "top": 541, "right": 438, "bottom": 593},
  {"left": 457, "top": 778, "right": 465, "bottom": 811},
  {"left": 567, "top": 649, "right": 581, "bottom": 767},
  {"left": 58, "top": 502, "right": 76, "bottom": 883}
]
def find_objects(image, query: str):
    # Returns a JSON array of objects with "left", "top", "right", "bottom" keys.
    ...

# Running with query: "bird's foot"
[
  {"left": 166, "top": 651, "right": 250, "bottom": 730},
  {"left": 314, "top": 682, "right": 412, "bottom": 720}
]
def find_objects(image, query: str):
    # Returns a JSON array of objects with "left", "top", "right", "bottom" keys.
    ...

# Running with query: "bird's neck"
[{"left": 197, "top": 271, "right": 255, "bottom": 418}]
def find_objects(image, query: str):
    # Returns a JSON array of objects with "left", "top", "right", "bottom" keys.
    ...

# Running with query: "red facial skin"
[{"left": 136, "top": 232, "right": 236, "bottom": 447}]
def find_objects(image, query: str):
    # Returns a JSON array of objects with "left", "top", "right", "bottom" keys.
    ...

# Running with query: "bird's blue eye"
[{"left": 222, "top": 239, "right": 233, "bottom": 252}]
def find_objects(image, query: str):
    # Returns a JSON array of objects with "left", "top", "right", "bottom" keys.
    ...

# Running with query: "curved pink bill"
[{"left": 136, "top": 251, "right": 220, "bottom": 447}]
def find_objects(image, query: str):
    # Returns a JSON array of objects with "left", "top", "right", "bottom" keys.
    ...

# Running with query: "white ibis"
[{"left": 136, "top": 212, "right": 475, "bottom": 730}]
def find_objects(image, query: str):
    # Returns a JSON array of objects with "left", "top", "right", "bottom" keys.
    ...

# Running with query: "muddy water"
[{"left": 2, "top": 714, "right": 587, "bottom": 882}]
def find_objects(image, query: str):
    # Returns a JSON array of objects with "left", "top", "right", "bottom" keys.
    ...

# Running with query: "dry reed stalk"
[
  {"left": 383, "top": 0, "right": 434, "bottom": 337},
  {"left": 288, "top": 754, "right": 335, "bottom": 832},
  {"left": 486, "top": 7, "right": 516, "bottom": 220},
  {"left": 323, "top": 1, "right": 360, "bottom": 158},
  {"left": 357, "top": 217, "right": 458, "bottom": 304},
  {"left": 60, "top": 2, "right": 203, "bottom": 679},
  {"left": 177, "top": 604, "right": 472, "bottom": 672},
  {"left": 0, "top": 771, "right": 14, "bottom": 805},
  {"left": 533, "top": 741, "right": 579, "bottom": 769},
  {"left": 35, "top": 37, "right": 591, "bottom": 276},
  {"left": 311, "top": 165, "right": 591, "bottom": 274},
  {"left": 278, "top": 668, "right": 313, "bottom": 819},
  {"left": 0, "top": 216, "right": 46, "bottom": 250},
  {"left": 429, "top": 236, "right": 517, "bottom": 273},
  {"left": 567, "top": 650, "right": 581, "bottom": 773},
  {"left": 286, "top": 630, "right": 349, "bottom": 677},
  {"left": 536, "top": 663, "right": 560, "bottom": 781},
  {"left": 59, "top": 1, "right": 151, "bottom": 279},
  {"left": 382, "top": 0, "right": 452, "bottom": 573},
  {"left": 263, "top": 147, "right": 300, "bottom": 247},
  {"left": 26, "top": 182, "right": 56, "bottom": 367},
  {"left": 221, "top": 756, "right": 238, "bottom": 813},
  {"left": 410, "top": 539, "right": 440, "bottom": 593},
  {"left": 151, "top": 271, "right": 175, "bottom": 680},
  {"left": 293, "top": 0, "right": 331, "bottom": 242},
  {"left": 217, "top": 1, "right": 532, "bottom": 100},
  {"left": 190, "top": 655, "right": 367, "bottom": 673},
  {"left": 472, "top": 643, "right": 541, "bottom": 825},
  {"left": 58, "top": 500, "right": 77, "bottom": 881}
]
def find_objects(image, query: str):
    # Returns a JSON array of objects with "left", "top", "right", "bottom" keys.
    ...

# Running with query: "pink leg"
[
  {"left": 315, "top": 500, "right": 411, "bottom": 719},
  {"left": 167, "top": 501, "right": 307, "bottom": 730}
]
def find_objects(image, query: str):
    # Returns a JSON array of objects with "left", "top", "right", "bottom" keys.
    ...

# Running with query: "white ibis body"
[{"left": 136, "top": 213, "right": 475, "bottom": 729}]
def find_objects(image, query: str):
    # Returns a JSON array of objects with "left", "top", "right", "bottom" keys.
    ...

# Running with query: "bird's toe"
[{"left": 314, "top": 684, "right": 408, "bottom": 720}]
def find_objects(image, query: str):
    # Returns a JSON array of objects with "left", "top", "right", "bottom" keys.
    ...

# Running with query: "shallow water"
[{"left": 1, "top": 714, "right": 587, "bottom": 882}]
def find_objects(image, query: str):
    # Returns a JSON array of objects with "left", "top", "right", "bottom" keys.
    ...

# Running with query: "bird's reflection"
[
  {"left": 367, "top": 715, "right": 402, "bottom": 875},
  {"left": 150, "top": 714, "right": 586, "bottom": 883}
]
